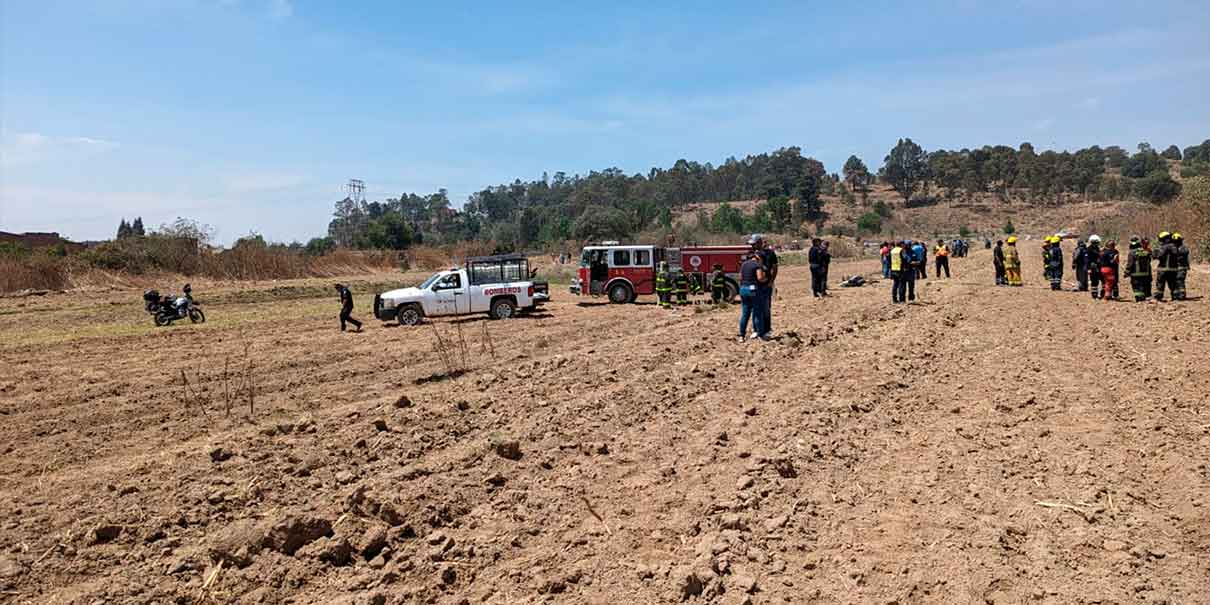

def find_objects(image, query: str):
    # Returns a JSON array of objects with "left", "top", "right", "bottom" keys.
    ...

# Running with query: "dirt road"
[{"left": 1, "top": 245, "right": 1206, "bottom": 604}]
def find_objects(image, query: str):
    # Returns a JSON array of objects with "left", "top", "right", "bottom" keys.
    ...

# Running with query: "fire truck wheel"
[
  {"left": 397, "top": 304, "right": 423, "bottom": 326},
  {"left": 723, "top": 281, "right": 739, "bottom": 303},
  {"left": 490, "top": 298, "right": 516, "bottom": 320},
  {"left": 607, "top": 282, "right": 633, "bottom": 304}
]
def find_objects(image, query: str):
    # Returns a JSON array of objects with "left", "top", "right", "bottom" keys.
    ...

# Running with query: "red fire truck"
[{"left": 568, "top": 242, "right": 751, "bottom": 304}]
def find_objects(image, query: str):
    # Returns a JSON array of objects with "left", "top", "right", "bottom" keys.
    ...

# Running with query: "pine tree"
[
  {"left": 117, "top": 219, "right": 132, "bottom": 239},
  {"left": 132, "top": 217, "right": 145, "bottom": 236}
]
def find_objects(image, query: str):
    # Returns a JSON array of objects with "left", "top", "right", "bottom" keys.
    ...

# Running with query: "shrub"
[
  {"left": 856, "top": 212, "right": 882, "bottom": 234},
  {"left": 1134, "top": 171, "right": 1181, "bottom": 203},
  {"left": 872, "top": 201, "right": 893, "bottom": 218},
  {"left": 1003, "top": 220, "right": 1016, "bottom": 235},
  {"left": 0, "top": 254, "right": 71, "bottom": 292},
  {"left": 958, "top": 225, "right": 972, "bottom": 237}
]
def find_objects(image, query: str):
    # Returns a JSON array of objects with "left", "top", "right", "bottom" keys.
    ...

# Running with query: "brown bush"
[{"left": 0, "top": 255, "right": 71, "bottom": 292}]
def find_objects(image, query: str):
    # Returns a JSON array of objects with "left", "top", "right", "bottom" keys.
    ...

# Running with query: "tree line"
[{"left": 310, "top": 138, "right": 1207, "bottom": 252}]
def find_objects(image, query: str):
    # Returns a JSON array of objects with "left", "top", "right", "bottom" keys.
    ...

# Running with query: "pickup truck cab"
[{"left": 373, "top": 254, "right": 548, "bottom": 325}]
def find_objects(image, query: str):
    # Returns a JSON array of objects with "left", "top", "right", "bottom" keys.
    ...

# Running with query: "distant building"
[{"left": 0, "top": 231, "right": 86, "bottom": 254}]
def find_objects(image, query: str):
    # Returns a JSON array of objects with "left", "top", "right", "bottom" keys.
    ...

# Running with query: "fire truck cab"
[{"left": 569, "top": 242, "right": 750, "bottom": 304}]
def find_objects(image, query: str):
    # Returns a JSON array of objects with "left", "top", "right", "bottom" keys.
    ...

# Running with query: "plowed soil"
[{"left": 2, "top": 245, "right": 1207, "bottom": 605}]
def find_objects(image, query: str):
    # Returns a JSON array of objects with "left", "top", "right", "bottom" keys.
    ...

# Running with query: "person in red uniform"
[{"left": 1098, "top": 241, "right": 1120, "bottom": 301}]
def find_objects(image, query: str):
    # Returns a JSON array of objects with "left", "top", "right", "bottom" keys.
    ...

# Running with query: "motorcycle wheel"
[
  {"left": 154, "top": 313, "right": 168, "bottom": 327},
  {"left": 189, "top": 307, "right": 206, "bottom": 324}
]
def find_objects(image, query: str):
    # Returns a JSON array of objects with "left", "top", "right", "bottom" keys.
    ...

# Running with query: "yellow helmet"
[
  {"left": 1172, "top": 232, "right": 1183, "bottom": 241},
  {"left": 1006, "top": 236, "right": 1018, "bottom": 244},
  {"left": 1159, "top": 231, "right": 1171, "bottom": 240}
]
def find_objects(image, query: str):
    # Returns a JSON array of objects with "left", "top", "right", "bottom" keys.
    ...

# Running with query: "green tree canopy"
[{"left": 882, "top": 138, "right": 929, "bottom": 202}]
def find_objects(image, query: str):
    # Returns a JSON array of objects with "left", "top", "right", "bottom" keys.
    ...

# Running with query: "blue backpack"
[{"left": 911, "top": 244, "right": 925, "bottom": 262}]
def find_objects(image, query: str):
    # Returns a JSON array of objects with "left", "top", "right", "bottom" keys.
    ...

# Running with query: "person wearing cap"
[
  {"left": 1086, "top": 235, "right": 1104, "bottom": 299},
  {"left": 749, "top": 234, "right": 776, "bottom": 337},
  {"left": 1173, "top": 233, "right": 1189, "bottom": 300},
  {"left": 1072, "top": 240, "right": 1090, "bottom": 292},
  {"left": 1047, "top": 236, "right": 1064, "bottom": 291},
  {"left": 335, "top": 283, "right": 362, "bottom": 332},
  {"left": 1154, "top": 232, "right": 1180, "bottom": 301},
  {"left": 1125, "top": 236, "right": 1152, "bottom": 301},
  {"left": 1003, "top": 236, "right": 1022, "bottom": 286},
  {"left": 737, "top": 252, "right": 766, "bottom": 341},
  {"left": 992, "top": 240, "right": 1006, "bottom": 285},
  {"left": 1099, "top": 241, "right": 1120, "bottom": 300}
]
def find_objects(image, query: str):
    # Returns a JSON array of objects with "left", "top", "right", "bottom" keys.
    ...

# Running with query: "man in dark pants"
[
  {"left": 819, "top": 241, "right": 832, "bottom": 296},
  {"left": 335, "top": 283, "right": 362, "bottom": 332},
  {"left": 1173, "top": 232, "right": 1189, "bottom": 300},
  {"left": 934, "top": 239, "right": 951, "bottom": 278},
  {"left": 1125, "top": 236, "right": 1152, "bottom": 301},
  {"left": 1047, "top": 236, "right": 1063, "bottom": 290},
  {"left": 750, "top": 234, "right": 777, "bottom": 337},
  {"left": 808, "top": 238, "right": 826, "bottom": 297},
  {"left": 993, "top": 240, "right": 1006, "bottom": 285},
  {"left": 1154, "top": 232, "right": 1180, "bottom": 301},
  {"left": 1072, "top": 240, "right": 1089, "bottom": 291},
  {"left": 710, "top": 263, "right": 727, "bottom": 304}
]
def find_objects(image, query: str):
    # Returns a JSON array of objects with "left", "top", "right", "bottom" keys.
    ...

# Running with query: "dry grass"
[{"left": 0, "top": 256, "right": 72, "bottom": 292}]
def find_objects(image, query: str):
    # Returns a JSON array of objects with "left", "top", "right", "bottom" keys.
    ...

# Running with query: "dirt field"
[{"left": 2, "top": 245, "right": 1207, "bottom": 604}]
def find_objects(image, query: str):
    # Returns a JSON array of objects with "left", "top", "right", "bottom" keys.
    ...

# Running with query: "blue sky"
[{"left": 3, "top": 0, "right": 1209, "bottom": 244}]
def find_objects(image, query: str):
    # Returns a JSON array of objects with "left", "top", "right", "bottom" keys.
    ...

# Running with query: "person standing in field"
[
  {"left": 1047, "top": 236, "right": 1064, "bottom": 291},
  {"left": 880, "top": 241, "right": 892, "bottom": 278},
  {"left": 335, "top": 283, "right": 362, "bottom": 332},
  {"left": 1100, "top": 240, "right": 1120, "bottom": 300},
  {"left": 808, "top": 238, "right": 826, "bottom": 298},
  {"left": 737, "top": 253, "right": 767, "bottom": 342},
  {"left": 934, "top": 239, "right": 951, "bottom": 278},
  {"left": 819, "top": 241, "right": 832, "bottom": 296},
  {"left": 1003, "top": 236, "right": 1022, "bottom": 286},
  {"left": 1086, "top": 235, "right": 1103, "bottom": 299},
  {"left": 750, "top": 234, "right": 777, "bottom": 338},
  {"left": 1072, "top": 240, "right": 1089, "bottom": 292},
  {"left": 710, "top": 263, "right": 727, "bottom": 304},
  {"left": 1172, "top": 232, "right": 1189, "bottom": 300},
  {"left": 1154, "top": 232, "right": 1180, "bottom": 301},
  {"left": 1125, "top": 236, "right": 1152, "bottom": 302},
  {"left": 993, "top": 240, "right": 1006, "bottom": 285}
]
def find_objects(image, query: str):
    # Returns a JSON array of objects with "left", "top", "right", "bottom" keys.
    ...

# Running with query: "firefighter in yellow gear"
[
  {"left": 655, "top": 262, "right": 674, "bottom": 309},
  {"left": 1003, "top": 236, "right": 1022, "bottom": 286},
  {"left": 1125, "top": 236, "right": 1152, "bottom": 301},
  {"left": 674, "top": 270, "right": 690, "bottom": 306},
  {"left": 1173, "top": 232, "right": 1189, "bottom": 300}
]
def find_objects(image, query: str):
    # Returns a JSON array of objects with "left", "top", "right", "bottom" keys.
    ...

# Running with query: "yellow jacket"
[{"left": 1003, "top": 245, "right": 1020, "bottom": 268}]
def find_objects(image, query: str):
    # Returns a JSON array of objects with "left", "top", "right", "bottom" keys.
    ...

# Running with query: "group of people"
[
  {"left": 879, "top": 239, "right": 965, "bottom": 281},
  {"left": 736, "top": 234, "right": 779, "bottom": 341},
  {"left": 991, "top": 231, "right": 1191, "bottom": 301}
]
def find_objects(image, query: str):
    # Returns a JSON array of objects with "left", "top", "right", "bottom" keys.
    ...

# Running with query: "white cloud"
[{"left": 1, "top": 132, "right": 118, "bottom": 167}]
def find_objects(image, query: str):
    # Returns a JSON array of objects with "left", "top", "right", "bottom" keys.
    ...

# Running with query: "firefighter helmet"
[
  {"left": 1158, "top": 231, "right": 1171, "bottom": 240},
  {"left": 1172, "top": 232, "right": 1183, "bottom": 241},
  {"left": 1006, "top": 236, "right": 1018, "bottom": 244}
]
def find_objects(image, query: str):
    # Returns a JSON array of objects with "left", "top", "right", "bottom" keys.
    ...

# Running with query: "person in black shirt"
[
  {"left": 819, "top": 241, "right": 832, "bottom": 296},
  {"left": 737, "top": 253, "right": 766, "bottom": 341},
  {"left": 335, "top": 283, "right": 362, "bottom": 332},
  {"left": 808, "top": 238, "right": 825, "bottom": 297},
  {"left": 749, "top": 234, "right": 776, "bottom": 337}
]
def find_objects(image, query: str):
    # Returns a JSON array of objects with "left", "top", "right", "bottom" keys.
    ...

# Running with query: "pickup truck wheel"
[
  {"left": 608, "top": 282, "right": 633, "bottom": 304},
  {"left": 397, "top": 304, "right": 422, "bottom": 326},
  {"left": 490, "top": 298, "right": 516, "bottom": 320}
]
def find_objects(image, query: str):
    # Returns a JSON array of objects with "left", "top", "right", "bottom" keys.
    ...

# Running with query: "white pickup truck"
[{"left": 373, "top": 254, "right": 549, "bottom": 325}]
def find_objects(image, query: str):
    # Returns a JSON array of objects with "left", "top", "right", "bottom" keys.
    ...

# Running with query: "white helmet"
[{"left": 1088, "top": 234, "right": 1102, "bottom": 243}]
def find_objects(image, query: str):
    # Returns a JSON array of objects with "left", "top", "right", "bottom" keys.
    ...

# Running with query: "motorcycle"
[{"left": 143, "top": 284, "right": 206, "bottom": 326}]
